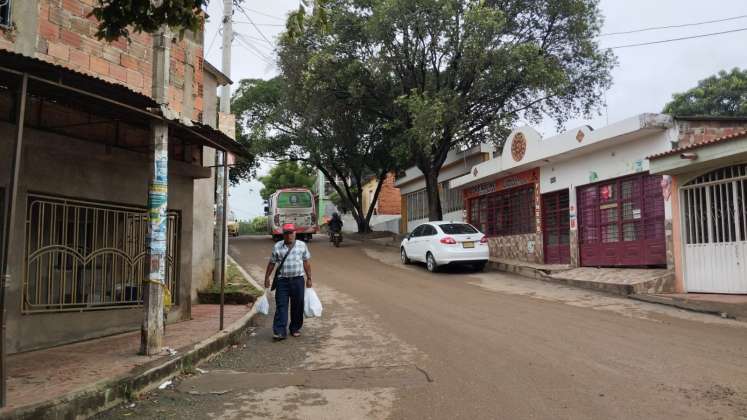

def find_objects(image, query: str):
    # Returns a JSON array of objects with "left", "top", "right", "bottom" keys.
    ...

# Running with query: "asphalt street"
[{"left": 101, "top": 235, "right": 747, "bottom": 420}]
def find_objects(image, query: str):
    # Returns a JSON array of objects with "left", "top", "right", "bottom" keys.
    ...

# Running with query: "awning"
[{"left": 0, "top": 49, "right": 248, "bottom": 158}]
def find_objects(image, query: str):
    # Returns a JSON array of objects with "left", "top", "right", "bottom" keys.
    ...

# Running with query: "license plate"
[{"left": 462, "top": 242, "right": 475, "bottom": 248}]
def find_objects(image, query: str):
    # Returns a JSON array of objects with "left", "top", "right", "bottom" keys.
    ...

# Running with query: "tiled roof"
[{"left": 647, "top": 130, "right": 747, "bottom": 160}]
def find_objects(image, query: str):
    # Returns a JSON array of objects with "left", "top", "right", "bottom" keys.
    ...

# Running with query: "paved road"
[{"left": 103, "top": 235, "right": 747, "bottom": 420}]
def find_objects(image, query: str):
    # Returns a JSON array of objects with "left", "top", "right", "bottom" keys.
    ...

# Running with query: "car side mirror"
[{"left": 407, "top": 233, "right": 413, "bottom": 240}]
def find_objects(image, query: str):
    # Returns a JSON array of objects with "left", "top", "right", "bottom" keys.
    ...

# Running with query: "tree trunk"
[{"left": 423, "top": 168, "right": 443, "bottom": 221}]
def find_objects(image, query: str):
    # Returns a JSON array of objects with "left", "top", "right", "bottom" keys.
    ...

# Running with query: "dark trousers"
[{"left": 273, "top": 276, "right": 305, "bottom": 336}]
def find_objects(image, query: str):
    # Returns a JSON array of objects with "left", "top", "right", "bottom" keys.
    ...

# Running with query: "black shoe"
[{"left": 272, "top": 334, "right": 286, "bottom": 341}]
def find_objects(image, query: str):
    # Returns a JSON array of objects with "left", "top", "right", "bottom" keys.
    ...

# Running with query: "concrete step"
[
  {"left": 488, "top": 261, "right": 675, "bottom": 296},
  {"left": 630, "top": 293, "right": 747, "bottom": 321}
]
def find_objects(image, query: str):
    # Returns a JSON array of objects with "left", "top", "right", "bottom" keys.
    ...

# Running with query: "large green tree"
[
  {"left": 91, "top": 0, "right": 213, "bottom": 41},
  {"left": 284, "top": 0, "right": 615, "bottom": 221},
  {"left": 663, "top": 68, "right": 747, "bottom": 117},
  {"left": 258, "top": 161, "right": 316, "bottom": 201}
]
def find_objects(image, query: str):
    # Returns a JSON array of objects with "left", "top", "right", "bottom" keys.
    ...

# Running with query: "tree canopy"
[
  {"left": 278, "top": 0, "right": 614, "bottom": 221},
  {"left": 663, "top": 68, "right": 747, "bottom": 117},
  {"left": 258, "top": 161, "right": 316, "bottom": 201},
  {"left": 90, "top": 0, "right": 214, "bottom": 41}
]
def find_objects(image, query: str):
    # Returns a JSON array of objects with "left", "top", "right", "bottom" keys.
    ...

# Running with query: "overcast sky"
[{"left": 205, "top": 0, "right": 747, "bottom": 221}]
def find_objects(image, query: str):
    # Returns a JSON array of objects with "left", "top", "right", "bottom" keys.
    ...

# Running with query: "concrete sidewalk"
[
  {"left": 631, "top": 293, "right": 747, "bottom": 321},
  {"left": 488, "top": 258, "right": 674, "bottom": 296},
  {"left": 1, "top": 304, "right": 257, "bottom": 420}
]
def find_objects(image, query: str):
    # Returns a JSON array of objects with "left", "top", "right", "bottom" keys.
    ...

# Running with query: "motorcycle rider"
[{"left": 328, "top": 212, "right": 343, "bottom": 240}]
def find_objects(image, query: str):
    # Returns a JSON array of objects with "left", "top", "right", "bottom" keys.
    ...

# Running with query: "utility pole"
[
  {"left": 141, "top": 26, "right": 171, "bottom": 356},
  {"left": 214, "top": 0, "right": 232, "bottom": 286}
]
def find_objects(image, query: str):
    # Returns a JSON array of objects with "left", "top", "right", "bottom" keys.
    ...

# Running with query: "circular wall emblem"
[
  {"left": 576, "top": 130, "right": 585, "bottom": 143},
  {"left": 511, "top": 132, "right": 527, "bottom": 162}
]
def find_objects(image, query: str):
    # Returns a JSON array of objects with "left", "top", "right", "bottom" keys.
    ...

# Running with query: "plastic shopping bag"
[
  {"left": 256, "top": 293, "right": 270, "bottom": 315},
  {"left": 304, "top": 288, "right": 323, "bottom": 318}
]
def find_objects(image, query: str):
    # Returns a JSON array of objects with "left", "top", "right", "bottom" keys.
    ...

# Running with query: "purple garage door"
[{"left": 577, "top": 173, "right": 666, "bottom": 267}]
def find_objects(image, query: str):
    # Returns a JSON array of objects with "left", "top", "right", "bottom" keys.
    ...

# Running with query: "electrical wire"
[
  {"left": 606, "top": 26, "right": 747, "bottom": 49},
  {"left": 206, "top": 28, "right": 221, "bottom": 55},
  {"left": 239, "top": 7, "right": 286, "bottom": 21},
  {"left": 235, "top": 6, "right": 275, "bottom": 45},
  {"left": 234, "top": 34, "right": 274, "bottom": 64},
  {"left": 600, "top": 14, "right": 747, "bottom": 37}
]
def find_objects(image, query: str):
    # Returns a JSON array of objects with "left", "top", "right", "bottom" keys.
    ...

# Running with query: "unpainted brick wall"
[
  {"left": 27, "top": 0, "right": 204, "bottom": 121},
  {"left": 376, "top": 173, "right": 402, "bottom": 215},
  {"left": 675, "top": 119, "right": 747, "bottom": 148}
]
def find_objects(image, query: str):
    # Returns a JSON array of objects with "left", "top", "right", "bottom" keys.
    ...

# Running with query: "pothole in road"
[{"left": 177, "top": 364, "right": 432, "bottom": 395}]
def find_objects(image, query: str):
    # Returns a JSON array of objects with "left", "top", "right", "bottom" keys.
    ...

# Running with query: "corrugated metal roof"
[
  {"left": 648, "top": 130, "right": 747, "bottom": 160},
  {"left": 0, "top": 49, "right": 248, "bottom": 157}
]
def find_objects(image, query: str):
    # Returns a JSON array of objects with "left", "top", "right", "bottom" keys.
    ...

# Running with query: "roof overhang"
[
  {"left": 649, "top": 135, "right": 747, "bottom": 175},
  {"left": 0, "top": 49, "right": 248, "bottom": 157},
  {"left": 203, "top": 60, "right": 232, "bottom": 86},
  {"left": 451, "top": 113, "right": 673, "bottom": 190}
]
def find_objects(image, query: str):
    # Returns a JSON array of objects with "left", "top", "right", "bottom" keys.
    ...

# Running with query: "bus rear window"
[{"left": 277, "top": 192, "right": 312, "bottom": 208}]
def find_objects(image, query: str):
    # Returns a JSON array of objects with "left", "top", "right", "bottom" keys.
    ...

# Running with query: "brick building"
[
  {"left": 0, "top": 0, "right": 242, "bottom": 360},
  {"left": 362, "top": 172, "right": 401, "bottom": 216}
]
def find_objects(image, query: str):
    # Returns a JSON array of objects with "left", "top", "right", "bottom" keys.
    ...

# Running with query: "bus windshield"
[{"left": 277, "top": 191, "right": 313, "bottom": 209}]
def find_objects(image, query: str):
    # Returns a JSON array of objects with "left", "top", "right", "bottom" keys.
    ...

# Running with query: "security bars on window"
[{"left": 23, "top": 194, "right": 180, "bottom": 313}]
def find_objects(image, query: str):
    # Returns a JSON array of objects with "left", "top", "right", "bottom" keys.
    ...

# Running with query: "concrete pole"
[
  {"left": 219, "top": 162, "right": 228, "bottom": 330},
  {"left": 141, "top": 27, "right": 171, "bottom": 356},
  {"left": 214, "top": 0, "right": 232, "bottom": 285}
]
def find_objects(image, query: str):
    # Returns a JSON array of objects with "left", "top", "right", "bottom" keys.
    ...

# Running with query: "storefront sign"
[{"left": 464, "top": 168, "right": 539, "bottom": 200}]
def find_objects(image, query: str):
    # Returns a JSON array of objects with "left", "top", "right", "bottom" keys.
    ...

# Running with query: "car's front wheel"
[
  {"left": 426, "top": 252, "right": 438, "bottom": 272},
  {"left": 400, "top": 248, "right": 411, "bottom": 265}
]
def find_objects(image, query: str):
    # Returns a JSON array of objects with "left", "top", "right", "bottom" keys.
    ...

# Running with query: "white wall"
[
  {"left": 539, "top": 131, "right": 672, "bottom": 194},
  {"left": 406, "top": 210, "right": 465, "bottom": 233}
]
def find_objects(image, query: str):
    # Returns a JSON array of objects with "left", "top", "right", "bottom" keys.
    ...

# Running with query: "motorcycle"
[{"left": 330, "top": 231, "right": 343, "bottom": 247}]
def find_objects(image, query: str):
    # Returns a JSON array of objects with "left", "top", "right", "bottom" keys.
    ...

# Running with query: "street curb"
[
  {"left": 1, "top": 306, "right": 259, "bottom": 420},
  {"left": 228, "top": 254, "right": 265, "bottom": 292}
]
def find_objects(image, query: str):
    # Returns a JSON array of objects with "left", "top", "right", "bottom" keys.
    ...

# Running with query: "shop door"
[
  {"left": 542, "top": 190, "right": 570, "bottom": 264},
  {"left": 681, "top": 164, "right": 747, "bottom": 293},
  {"left": 577, "top": 173, "right": 666, "bottom": 267}
]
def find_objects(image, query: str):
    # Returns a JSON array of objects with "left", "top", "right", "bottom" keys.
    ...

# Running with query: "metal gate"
[
  {"left": 542, "top": 190, "right": 570, "bottom": 264},
  {"left": 577, "top": 173, "right": 666, "bottom": 266},
  {"left": 681, "top": 164, "right": 747, "bottom": 293},
  {"left": 23, "top": 194, "right": 180, "bottom": 313}
]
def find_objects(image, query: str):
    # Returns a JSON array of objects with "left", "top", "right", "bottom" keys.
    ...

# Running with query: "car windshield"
[{"left": 439, "top": 224, "right": 478, "bottom": 234}]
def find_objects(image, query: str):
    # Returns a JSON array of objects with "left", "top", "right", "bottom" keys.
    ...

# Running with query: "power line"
[
  {"left": 240, "top": 7, "right": 286, "bottom": 22},
  {"left": 206, "top": 28, "right": 220, "bottom": 55},
  {"left": 238, "top": 32, "right": 275, "bottom": 47},
  {"left": 606, "top": 26, "right": 747, "bottom": 49},
  {"left": 234, "top": 34, "right": 274, "bottom": 64},
  {"left": 600, "top": 14, "right": 747, "bottom": 37},
  {"left": 235, "top": 6, "right": 275, "bottom": 45},
  {"left": 235, "top": 21, "right": 286, "bottom": 27}
]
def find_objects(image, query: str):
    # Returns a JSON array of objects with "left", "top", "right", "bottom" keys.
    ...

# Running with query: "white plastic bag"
[
  {"left": 256, "top": 293, "right": 270, "bottom": 315},
  {"left": 304, "top": 288, "right": 323, "bottom": 318}
]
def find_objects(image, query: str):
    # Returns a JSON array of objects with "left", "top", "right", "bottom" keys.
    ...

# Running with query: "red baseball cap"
[{"left": 282, "top": 223, "right": 296, "bottom": 233}]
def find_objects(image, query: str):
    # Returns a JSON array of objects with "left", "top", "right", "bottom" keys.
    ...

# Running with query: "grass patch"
[{"left": 198, "top": 262, "right": 263, "bottom": 304}]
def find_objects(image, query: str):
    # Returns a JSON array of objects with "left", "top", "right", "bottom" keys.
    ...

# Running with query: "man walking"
[{"left": 264, "top": 223, "right": 313, "bottom": 340}]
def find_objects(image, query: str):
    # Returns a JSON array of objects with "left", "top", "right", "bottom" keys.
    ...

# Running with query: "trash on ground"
[{"left": 158, "top": 380, "right": 173, "bottom": 390}]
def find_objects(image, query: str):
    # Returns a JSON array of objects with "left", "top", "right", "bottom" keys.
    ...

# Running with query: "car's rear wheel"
[
  {"left": 426, "top": 252, "right": 438, "bottom": 272},
  {"left": 400, "top": 248, "right": 411, "bottom": 264},
  {"left": 473, "top": 261, "right": 487, "bottom": 272}
]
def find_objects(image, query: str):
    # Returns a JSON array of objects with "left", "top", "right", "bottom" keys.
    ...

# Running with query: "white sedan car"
[{"left": 400, "top": 221, "right": 489, "bottom": 272}]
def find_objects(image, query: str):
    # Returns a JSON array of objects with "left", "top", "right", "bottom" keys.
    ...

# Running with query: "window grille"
[
  {"left": 467, "top": 185, "right": 536, "bottom": 236},
  {"left": 23, "top": 194, "right": 180, "bottom": 313}
]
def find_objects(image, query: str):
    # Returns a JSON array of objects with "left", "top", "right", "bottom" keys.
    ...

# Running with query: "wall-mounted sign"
[
  {"left": 632, "top": 209, "right": 641, "bottom": 219},
  {"left": 576, "top": 130, "right": 585, "bottom": 143},
  {"left": 463, "top": 169, "right": 539, "bottom": 200},
  {"left": 511, "top": 132, "right": 527, "bottom": 162}
]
